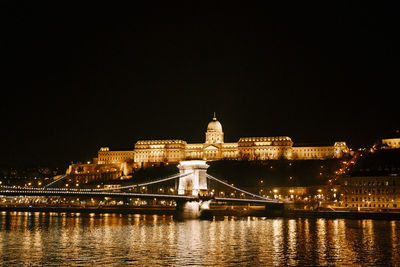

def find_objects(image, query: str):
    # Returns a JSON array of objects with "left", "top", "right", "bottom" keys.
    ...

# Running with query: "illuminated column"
[{"left": 177, "top": 160, "right": 209, "bottom": 196}]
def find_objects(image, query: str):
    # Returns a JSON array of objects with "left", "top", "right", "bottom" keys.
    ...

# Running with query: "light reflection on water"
[{"left": 0, "top": 212, "right": 400, "bottom": 266}]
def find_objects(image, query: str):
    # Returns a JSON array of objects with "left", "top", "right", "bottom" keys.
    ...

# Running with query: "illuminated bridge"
[{"left": 0, "top": 161, "right": 282, "bottom": 217}]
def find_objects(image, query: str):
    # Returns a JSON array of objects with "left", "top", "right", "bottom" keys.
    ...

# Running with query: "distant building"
[
  {"left": 67, "top": 114, "right": 349, "bottom": 182},
  {"left": 66, "top": 161, "right": 124, "bottom": 184},
  {"left": 380, "top": 130, "right": 400, "bottom": 149},
  {"left": 382, "top": 138, "right": 400, "bottom": 149}
]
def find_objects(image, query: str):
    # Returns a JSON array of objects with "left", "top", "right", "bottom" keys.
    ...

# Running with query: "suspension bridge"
[{"left": 0, "top": 161, "right": 283, "bottom": 218}]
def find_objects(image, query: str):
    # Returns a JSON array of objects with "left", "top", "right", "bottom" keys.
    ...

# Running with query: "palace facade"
[
  {"left": 132, "top": 114, "right": 348, "bottom": 166},
  {"left": 67, "top": 114, "right": 349, "bottom": 180}
]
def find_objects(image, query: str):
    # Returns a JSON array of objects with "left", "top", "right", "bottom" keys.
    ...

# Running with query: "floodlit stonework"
[
  {"left": 67, "top": 114, "right": 349, "bottom": 179},
  {"left": 382, "top": 138, "right": 400, "bottom": 149},
  {"left": 130, "top": 114, "right": 349, "bottom": 166}
]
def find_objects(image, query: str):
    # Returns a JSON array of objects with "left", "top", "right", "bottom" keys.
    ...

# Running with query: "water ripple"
[{"left": 0, "top": 212, "right": 399, "bottom": 266}]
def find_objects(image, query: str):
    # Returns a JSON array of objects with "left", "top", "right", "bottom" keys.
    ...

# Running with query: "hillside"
[
  {"left": 113, "top": 159, "right": 344, "bottom": 188},
  {"left": 208, "top": 159, "right": 342, "bottom": 187}
]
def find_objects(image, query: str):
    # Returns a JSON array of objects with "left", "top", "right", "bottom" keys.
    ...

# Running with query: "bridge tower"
[{"left": 177, "top": 160, "right": 209, "bottom": 196}]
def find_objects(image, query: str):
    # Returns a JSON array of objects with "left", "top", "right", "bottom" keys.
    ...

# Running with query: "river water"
[{"left": 0, "top": 212, "right": 399, "bottom": 266}]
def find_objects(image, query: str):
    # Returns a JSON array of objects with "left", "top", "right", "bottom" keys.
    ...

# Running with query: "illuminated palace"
[{"left": 67, "top": 114, "right": 349, "bottom": 181}]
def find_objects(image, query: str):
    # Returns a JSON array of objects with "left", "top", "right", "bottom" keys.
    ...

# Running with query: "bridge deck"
[{"left": 0, "top": 190, "right": 281, "bottom": 204}]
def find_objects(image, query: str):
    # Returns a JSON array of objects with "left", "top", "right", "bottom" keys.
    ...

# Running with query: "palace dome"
[{"left": 207, "top": 114, "right": 223, "bottom": 132}]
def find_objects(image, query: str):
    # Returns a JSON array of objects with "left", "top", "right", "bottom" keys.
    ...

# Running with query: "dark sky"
[{"left": 3, "top": 2, "right": 399, "bottom": 167}]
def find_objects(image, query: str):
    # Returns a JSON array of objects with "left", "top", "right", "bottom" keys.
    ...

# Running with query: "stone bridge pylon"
[{"left": 177, "top": 160, "right": 209, "bottom": 196}]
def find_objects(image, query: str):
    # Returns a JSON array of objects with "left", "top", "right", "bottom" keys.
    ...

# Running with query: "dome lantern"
[{"left": 205, "top": 113, "right": 224, "bottom": 143}]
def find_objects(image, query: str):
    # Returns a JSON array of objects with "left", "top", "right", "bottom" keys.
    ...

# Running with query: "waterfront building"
[
  {"left": 67, "top": 114, "right": 349, "bottom": 181},
  {"left": 339, "top": 149, "right": 400, "bottom": 210}
]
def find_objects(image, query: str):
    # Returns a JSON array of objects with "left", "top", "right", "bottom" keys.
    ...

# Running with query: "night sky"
[{"left": 3, "top": 2, "right": 398, "bottom": 167}]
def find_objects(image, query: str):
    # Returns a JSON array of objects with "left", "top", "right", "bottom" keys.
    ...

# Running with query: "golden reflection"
[
  {"left": 33, "top": 229, "right": 43, "bottom": 262},
  {"left": 0, "top": 230, "right": 2, "bottom": 254},
  {"left": 0, "top": 213, "right": 400, "bottom": 266},
  {"left": 272, "top": 219, "right": 283, "bottom": 266},
  {"left": 89, "top": 215, "right": 95, "bottom": 228},
  {"left": 302, "top": 218, "right": 311, "bottom": 261},
  {"left": 332, "top": 220, "right": 347, "bottom": 262},
  {"left": 362, "top": 220, "right": 380, "bottom": 264},
  {"left": 362, "top": 220, "right": 375, "bottom": 249},
  {"left": 316, "top": 218, "right": 326, "bottom": 265},
  {"left": 176, "top": 221, "right": 202, "bottom": 266},
  {"left": 21, "top": 220, "right": 32, "bottom": 259},
  {"left": 391, "top": 221, "right": 399, "bottom": 264},
  {"left": 287, "top": 219, "right": 297, "bottom": 265},
  {"left": 133, "top": 214, "right": 141, "bottom": 225}
]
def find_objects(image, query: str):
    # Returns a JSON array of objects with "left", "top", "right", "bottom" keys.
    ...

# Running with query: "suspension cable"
[
  {"left": 206, "top": 174, "right": 266, "bottom": 200},
  {"left": 2, "top": 172, "right": 191, "bottom": 192},
  {"left": 44, "top": 174, "right": 68, "bottom": 188},
  {"left": 92, "top": 172, "right": 192, "bottom": 191}
]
